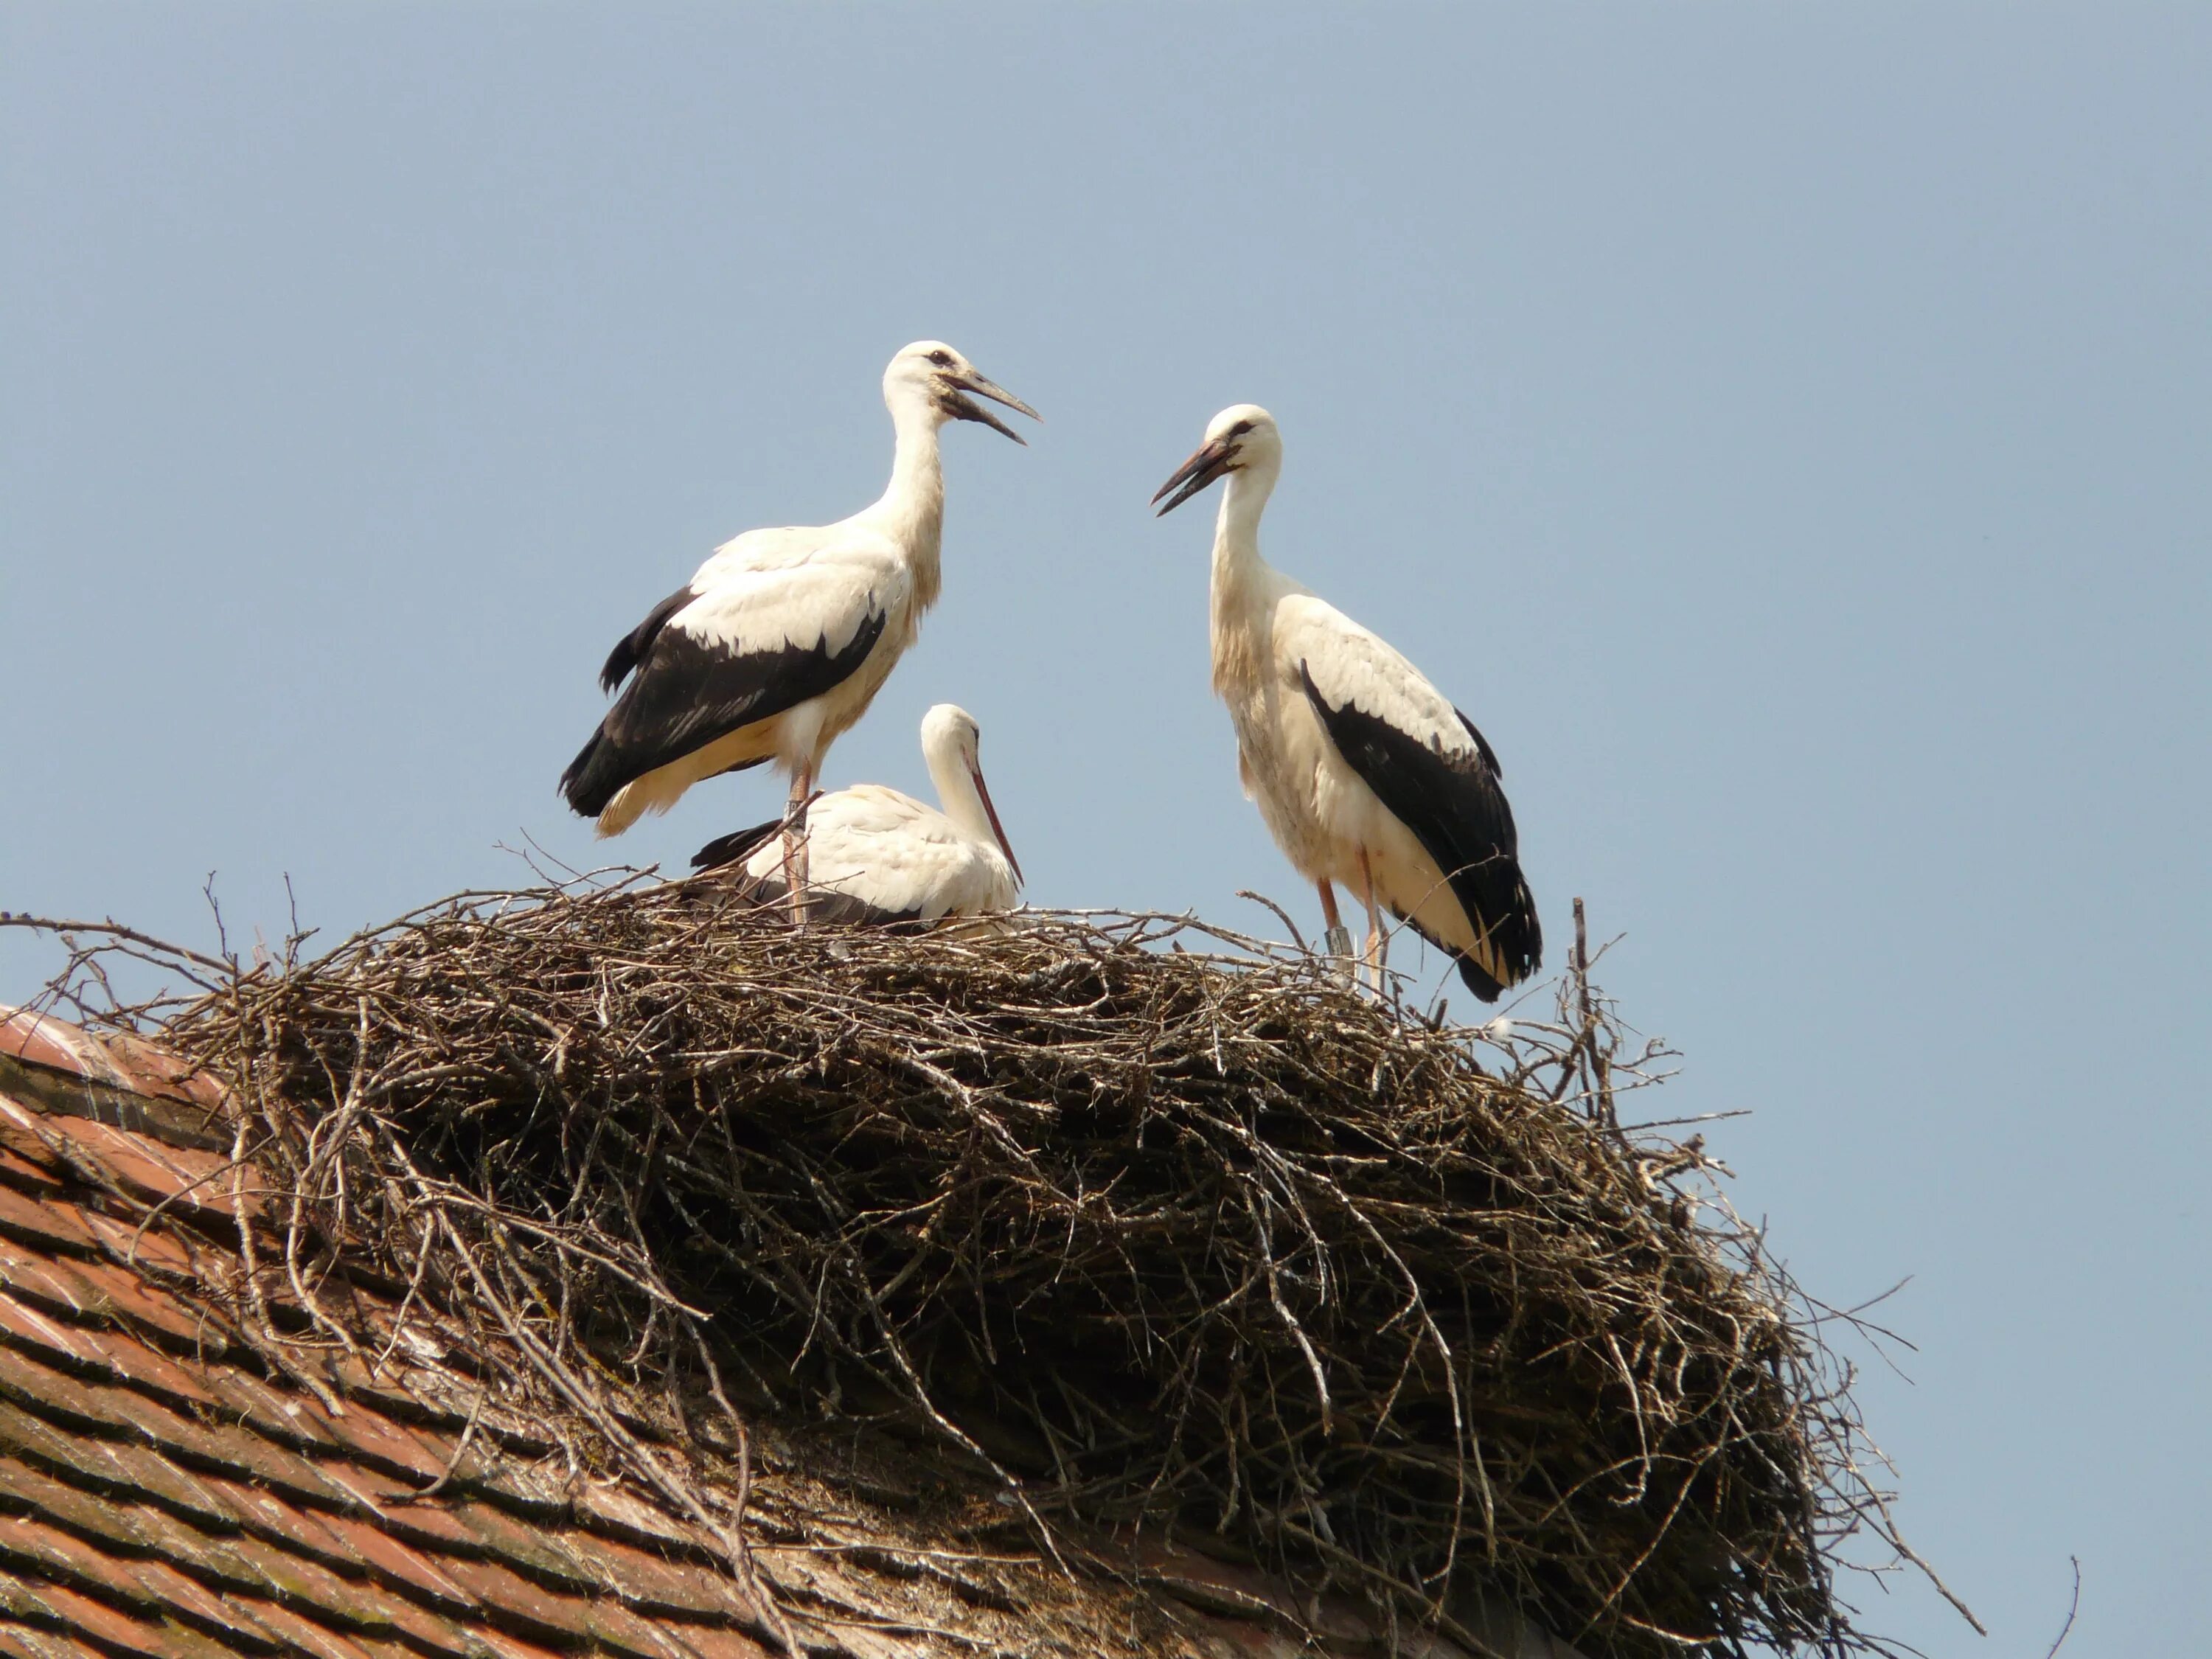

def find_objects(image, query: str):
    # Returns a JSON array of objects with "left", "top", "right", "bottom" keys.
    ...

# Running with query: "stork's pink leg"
[
  {"left": 1356, "top": 849, "right": 1387, "bottom": 991},
  {"left": 782, "top": 765, "right": 814, "bottom": 926},
  {"left": 1317, "top": 880, "right": 1353, "bottom": 972}
]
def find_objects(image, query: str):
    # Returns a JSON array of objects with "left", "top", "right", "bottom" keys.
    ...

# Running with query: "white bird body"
[
  {"left": 1158, "top": 406, "right": 1540, "bottom": 998},
  {"left": 590, "top": 512, "right": 933, "bottom": 832},
  {"left": 1217, "top": 589, "right": 1483, "bottom": 953},
  {"left": 693, "top": 705, "right": 1021, "bottom": 926},
  {"left": 562, "top": 343, "right": 1034, "bottom": 847}
]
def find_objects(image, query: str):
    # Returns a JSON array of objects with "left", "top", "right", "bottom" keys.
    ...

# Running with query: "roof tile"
[
  {"left": 0, "top": 1188, "right": 99, "bottom": 1258},
  {"left": 570, "top": 1481, "right": 718, "bottom": 1556},
  {"left": 0, "top": 1140, "right": 65, "bottom": 1197},
  {"left": 555, "top": 1526, "right": 751, "bottom": 1619},
  {"left": 0, "top": 1621, "right": 91, "bottom": 1659},
  {"left": 293, "top": 1393, "right": 455, "bottom": 1485},
  {"left": 0, "top": 1293, "right": 103, "bottom": 1372},
  {"left": 443, "top": 1499, "right": 608, "bottom": 1593},
  {"left": 93, "top": 1444, "right": 246, "bottom": 1539},
  {"left": 101, "top": 1498, "right": 276, "bottom": 1599},
  {"left": 213, "top": 1528, "right": 414, "bottom": 1635},
  {"left": 0, "top": 1237, "right": 213, "bottom": 1347},
  {"left": 0, "top": 1511, "right": 165, "bottom": 1610},
  {"left": 442, "top": 1445, "right": 574, "bottom": 1517},
  {"left": 108, "top": 1548, "right": 282, "bottom": 1649},
  {"left": 587, "top": 1597, "right": 717, "bottom": 1659},
  {"left": 0, "top": 1110, "right": 209, "bottom": 1211},
  {"left": 0, "top": 1342, "right": 285, "bottom": 1494},
  {"left": 0, "top": 1401, "right": 150, "bottom": 1501},
  {"left": 0, "top": 1012, "right": 229, "bottom": 1141},
  {"left": 194, "top": 1472, "right": 371, "bottom": 1576},
  {"left": 658, "top": 1621, "right": 775, "bottom": 1659},
  {"left": 224, "top": 1593, "right": 383, "bottom": 1659},
  {"left": 79, "top": 1028, "right": 229, "bottom": 1119},
  {"left": 0, "top": 1563, "right": 164, "bottom": 1651},
  {"left": 72, "top": 1208, "right": 201, "bottom": 1278},
  {"left": 137, "top": 1613, "right": 274, "bottom": 1659},
  {"left": 0, "top": 1349, "right": 361, "bottom": 1514},
  {"left": 0, "top": 1239, "right": 111, "bottom": 1325},
  {"left": 310, "top": 1464, "right": 481, "bottom": 1548},
  {"left": 0, "top": 1014, "right": 114, "bottom": 1086},
  {"left": 204, "top": 1540, "right": 486, "bottom": 1658},
  {"left": 49, "top": 1321, "right": 223, "bottom": 1413},
  {"left": 417, "top": 1548, "right": 605, "bottom": 1645},
  {"left": 199, "top": 1366, "right": 346, "bottom": 1454},
  {"left": 0, "top": 1340, "right": 160, "bottom": 1439},
  {"left": 462, "top": 1628, "right": 574, "bottom": 1659},
  {"left": 0, "top": 1118, "right": 61, "bottom": 1186},
  {"left": 310, "top": 1509, "right": 481, "bottom": 1612},
  {"left": 0, "top": 1455, "right": 247, "bottom": 1586}
]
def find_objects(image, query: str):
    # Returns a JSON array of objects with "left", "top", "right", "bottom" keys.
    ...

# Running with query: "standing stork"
[
  {"left": 691, "top": 704, "right": 1022, "bottom": 927},
  {"left": 560, "top": 341, "right": 1037, "bottom": 912},
  {"left": 1152, "top": 406, "right": 1541, "bottom": 998}
]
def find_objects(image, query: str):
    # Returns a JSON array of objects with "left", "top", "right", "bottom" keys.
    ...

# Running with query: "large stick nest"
[{"left": 118, "top": 877, "right": 1909, "bottom": 1658}]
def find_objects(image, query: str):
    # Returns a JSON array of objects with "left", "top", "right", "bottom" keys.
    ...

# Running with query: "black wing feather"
[
  {"left": 560, "top": 608, "right": 888, "bottom": 817},
  {"left": 690, "top": 818, "right": 784, "bottom": 874},
  {"left": 600, "top": 585, "right": 698, "bottom": 695},
  {"left": 1455, "top": 707, "right": 1502, "bottom": 778},
  {"left": 1299, "top": 662, "right": 1541, "bottom": 1001}
]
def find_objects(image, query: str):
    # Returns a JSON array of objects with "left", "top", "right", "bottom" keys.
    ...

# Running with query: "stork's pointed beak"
[
  {"left": 1151, "top": 437, "right": 1236, "bottom": 515},
  {"left": 969, "top": 760, "right": 1024, "bottom": 887},
  {"left": 944, "top": 368, "right": 1041, "bottom": 445}
]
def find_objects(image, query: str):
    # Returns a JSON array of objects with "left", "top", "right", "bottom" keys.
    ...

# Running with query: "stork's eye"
[
  {"left": 1228, "top": 420, "right": 1253, "bottom": 438},
  {"left": 928, "top": 349, "right": 954, "bottom": 367}
]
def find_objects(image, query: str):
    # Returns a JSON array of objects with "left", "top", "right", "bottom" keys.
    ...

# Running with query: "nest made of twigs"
[{"left": 126, "top": 876, "right": 1911, "bottom": 1658}]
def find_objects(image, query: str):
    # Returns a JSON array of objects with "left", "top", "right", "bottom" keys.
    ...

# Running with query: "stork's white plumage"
[
  {"left": 1153, "top": 406, "right": 1541, "bottom": 998},
  {"left": 691, "top": 705, "right": 1022, "bottom": 927},
  {"left": 561, "top": 342, "right": 1037, "bottom": 908}
]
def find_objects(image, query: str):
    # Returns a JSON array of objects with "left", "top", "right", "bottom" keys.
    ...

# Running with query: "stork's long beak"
[
  {"left": 969, "top": 761, "right": 1024, "bottom": 887},
  {"left": 1151, "top": 437, "right": 1236, "bottom": 515},
  {"left": 944, "top": 369, "right": 1041, "bottom": 445}
]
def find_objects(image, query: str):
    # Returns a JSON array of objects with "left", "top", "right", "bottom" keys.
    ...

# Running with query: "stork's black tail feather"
[
  {"left": 1299, "top": 662, "right": 1542, "bottom": 1002},
  {"left": 559, "top": 731, "right": 611, "bottom": 817},
  {"left": 691, "top": 818, "right": 784, "bottom": 873},
  {"left": 1391, "top": 899, "right": 1533, "bottom": 1004}
]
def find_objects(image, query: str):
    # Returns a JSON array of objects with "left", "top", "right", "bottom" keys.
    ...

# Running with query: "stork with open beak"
[
  {"left": 692, "top": 704, "right": 1023, "bottom": 928},
  {"left": 561, "top": 342, "right": 1037, "bottom": 919},
  {"left": 1153, "top": 405, "right": 1541, "bottom": 998}
]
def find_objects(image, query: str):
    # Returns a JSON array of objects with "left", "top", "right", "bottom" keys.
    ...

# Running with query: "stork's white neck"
[
  {"left": 923, "top": 733, "right": 995, "bottom": 848},
  {"left": 858, "top": 393, "right": 949, "bottom": 613},
  {"left": 1208, "top": 457, "right": 1284, "bottom": 692},
  {"left": 1216, "top": 454, "right": 1279, "bottom": 549}
]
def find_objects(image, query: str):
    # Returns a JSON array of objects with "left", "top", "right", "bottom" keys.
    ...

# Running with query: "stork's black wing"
[
  {"left": 560, "top": 606, "right": 887, "bottom": 818},
  {"left": 599, "top": 585, "right": 696, "bottom": 695},
  {"left": 1300, "top": 661, "right": 1541, "bottom": 1000},
  {"left": 690, "top": 818, "right": 784, "bottom": 874}
]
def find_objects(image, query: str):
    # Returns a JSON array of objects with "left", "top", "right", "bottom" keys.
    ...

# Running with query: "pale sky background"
[{"left": 4, "top": 5, "right": 2208, "bottom": 1652}]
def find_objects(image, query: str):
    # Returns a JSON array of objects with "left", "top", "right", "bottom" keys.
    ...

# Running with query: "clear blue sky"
[{"left": 5, "top": 6, "right": 2206, "bottom": 1650}]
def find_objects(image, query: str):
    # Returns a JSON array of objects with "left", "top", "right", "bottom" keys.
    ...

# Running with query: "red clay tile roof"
[{"left": 0, "top": 1008, "right": 1581, "bottom": 1659}]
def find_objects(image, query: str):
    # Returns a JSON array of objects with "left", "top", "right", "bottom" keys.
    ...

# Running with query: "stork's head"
[
  {"left": 920, "top": 703, "right": 1024, "bottom": 886},
  {"left": 884, "top": 342, "right": 1040, "bottom": 443},
  {"left": 1152, "top": 404, "right": 1281, "bottom": 515},
  {"left": 920, "top": 702, "right": 983, "bottom": 768}
]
